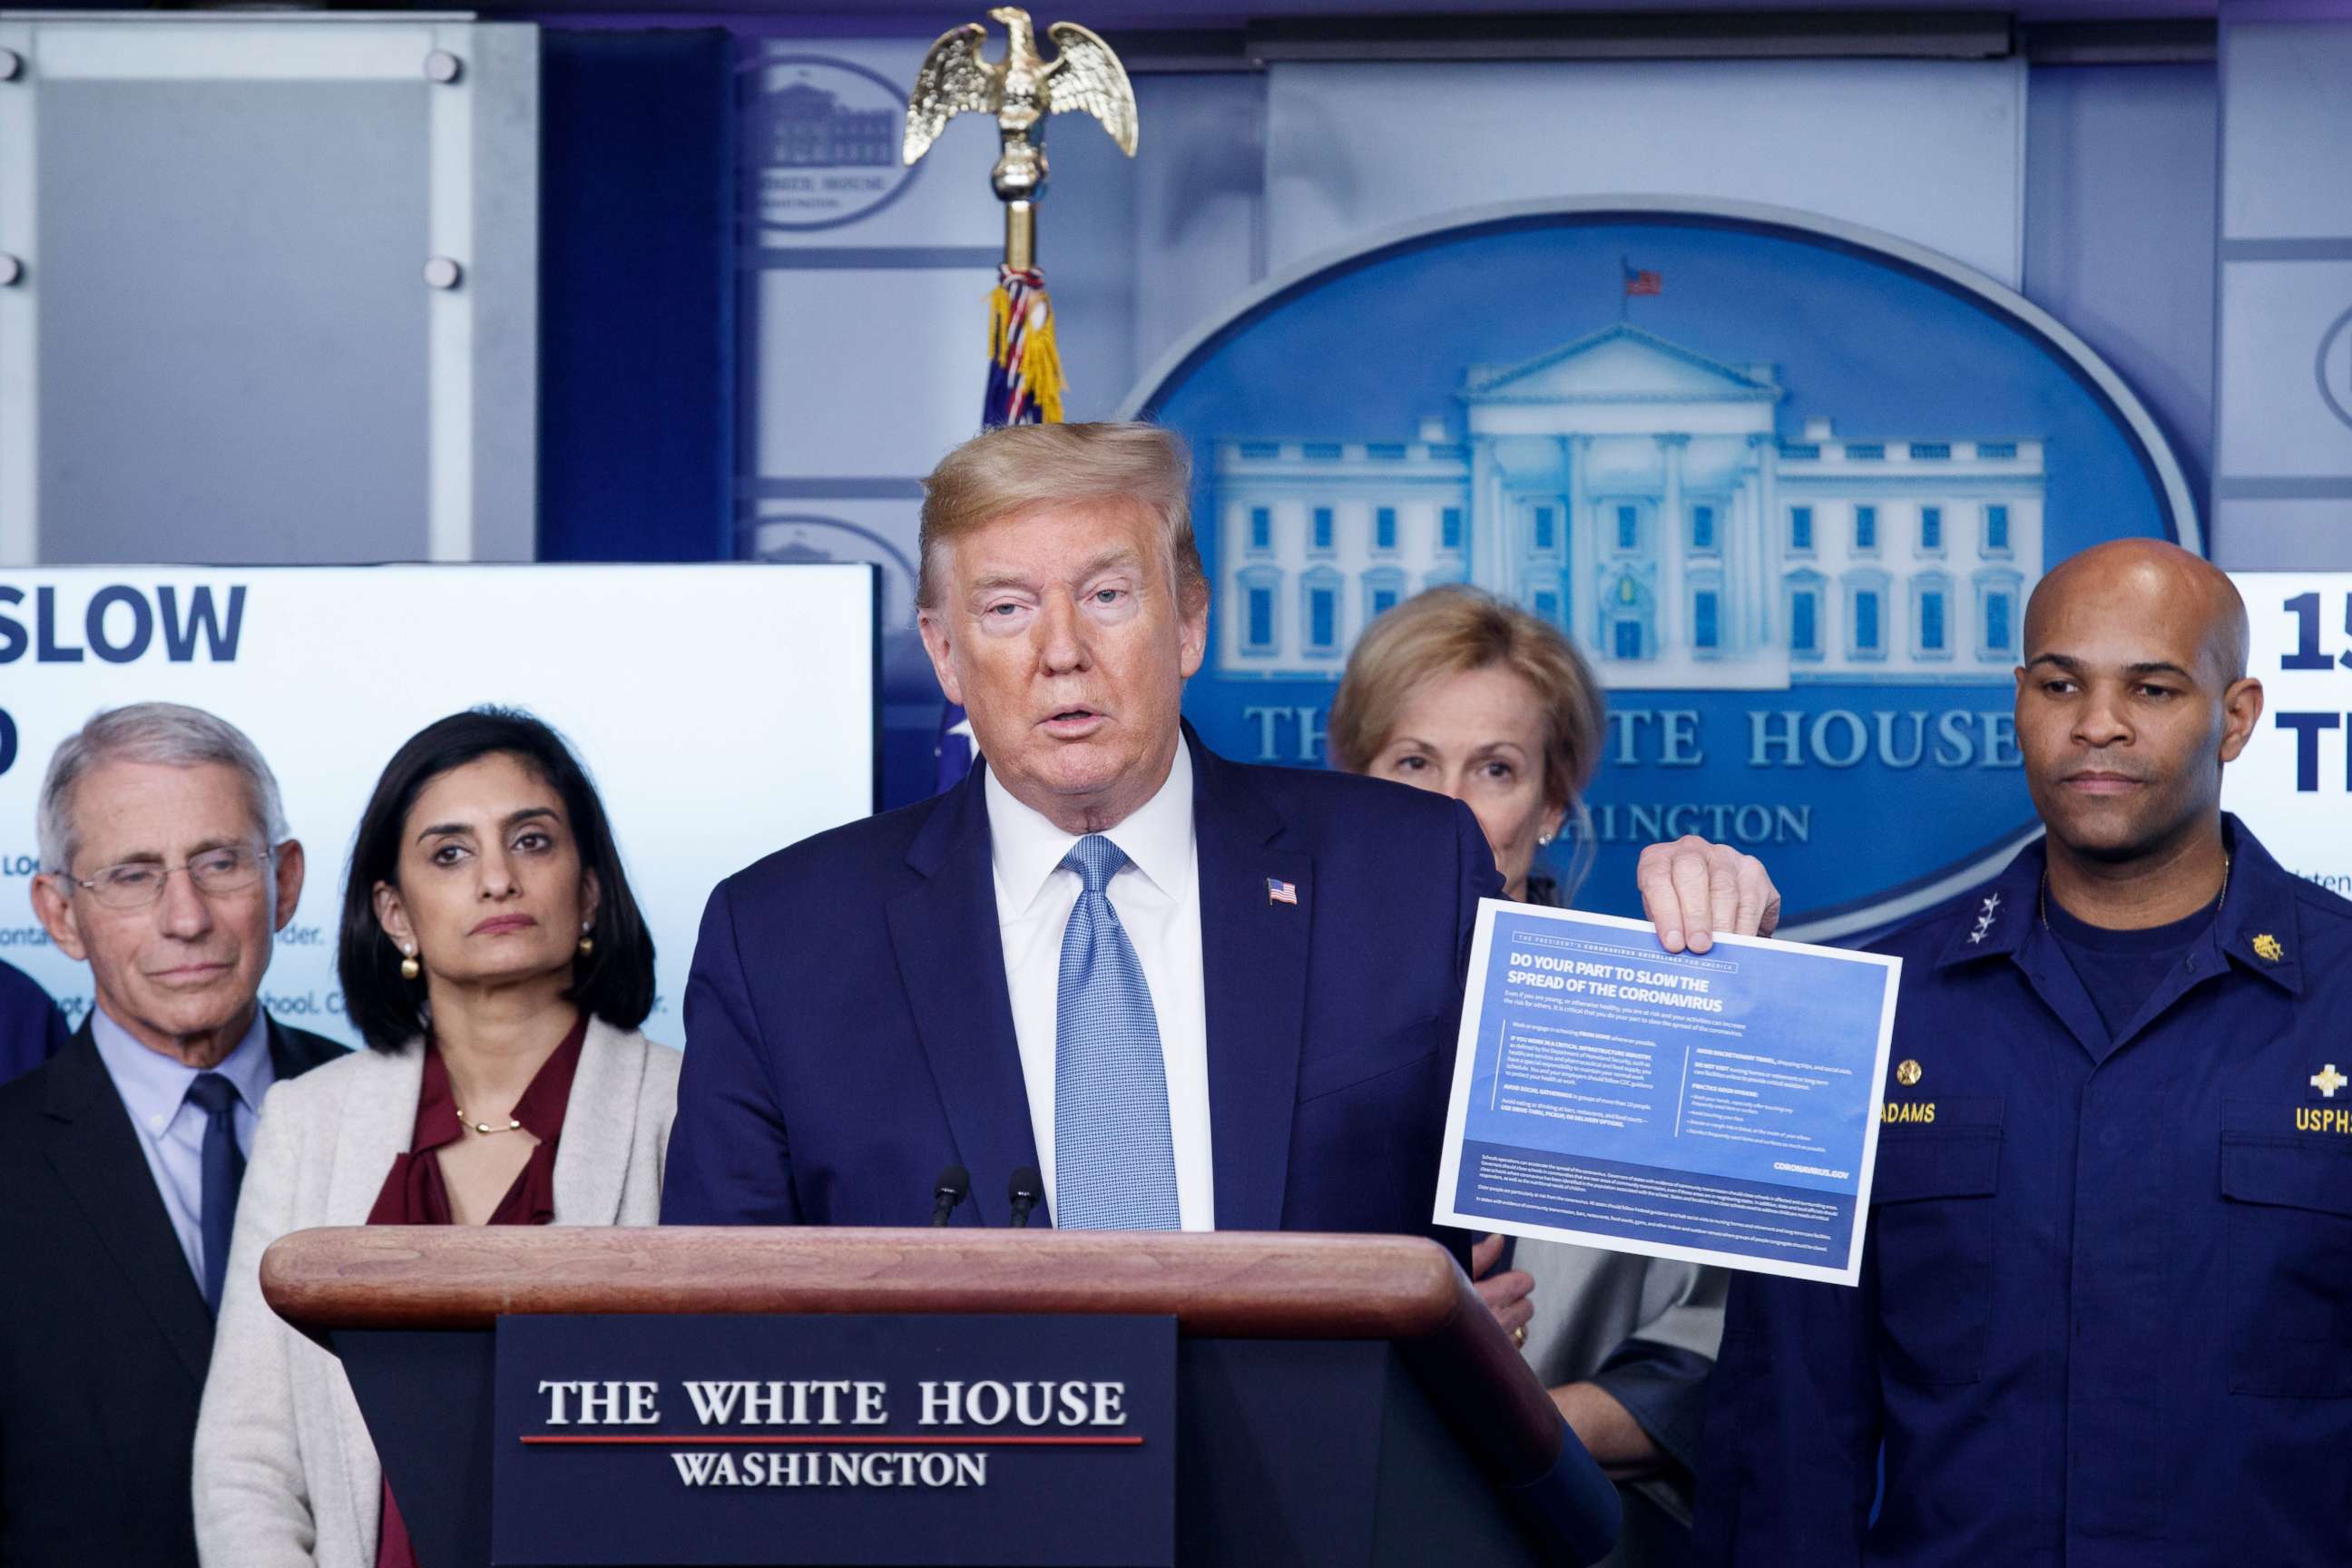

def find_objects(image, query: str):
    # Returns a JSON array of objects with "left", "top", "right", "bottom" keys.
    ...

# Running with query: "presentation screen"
[
  {"left": 0, "top": 564, "right": 878, "bottom": 1049},
  {"left": 2224, "top": 572, "right": 2352, "bottom": 900}
]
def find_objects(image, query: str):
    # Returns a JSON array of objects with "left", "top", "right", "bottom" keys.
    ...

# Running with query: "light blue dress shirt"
[{"left": 89, "top": 1005, "right": 274, "bottom": 1290}]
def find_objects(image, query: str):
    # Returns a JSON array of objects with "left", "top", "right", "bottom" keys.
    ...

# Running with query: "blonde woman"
[{"left": 1330, "top": 586, "right": 1747, "bottom": 1565}]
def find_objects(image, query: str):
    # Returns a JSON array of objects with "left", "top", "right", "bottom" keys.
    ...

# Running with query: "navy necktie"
[
  {"left": 1054, "top": 835, "right": 1181, "bottom": 1230},
  {"left": 186, "top": 1072, "right": 245, "bottom": 1314}
]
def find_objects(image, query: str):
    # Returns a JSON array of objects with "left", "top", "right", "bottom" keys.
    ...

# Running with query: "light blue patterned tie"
[{"left": 1054, "top": 834, "right": 1181, "bottom": 1231}]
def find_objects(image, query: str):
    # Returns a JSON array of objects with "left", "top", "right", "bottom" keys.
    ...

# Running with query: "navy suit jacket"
[
  {"left": 0, "top": 1014, "right": 345, "bottom": 1567},
  {"left": 663, "top": 732, "right": 1502, "bottom": 1243},
  {"left": 0, "top": 957, "right": 65, "bottom": 1089}
]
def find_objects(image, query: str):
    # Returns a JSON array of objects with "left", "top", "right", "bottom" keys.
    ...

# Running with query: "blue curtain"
[{"left": 538, "top": 29, "right": 735, "bottom": 563}]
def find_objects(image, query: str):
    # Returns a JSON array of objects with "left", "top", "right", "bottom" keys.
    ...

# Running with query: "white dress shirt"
[
  {"left": 88, "top": 1004, "right": 273, "bottom": 1289},
  {"left": 985, "top": 743, "right": 1215, "bottom": 1230}
]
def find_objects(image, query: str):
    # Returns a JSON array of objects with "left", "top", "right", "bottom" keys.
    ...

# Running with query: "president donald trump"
[{"left": 663, "top": 421, "right": 1772, "bottom": 1239}]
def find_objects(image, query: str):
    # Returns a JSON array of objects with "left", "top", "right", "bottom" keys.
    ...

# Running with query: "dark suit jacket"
[
  {"left": 0, "top": 1014, "right": 346, "bottom": 1568},
  {"left": 663, "top": 731, "right": 1501, "bottom": 1244},
  {"left": 0, "top": 958, "right": 65, "bottom": 1090}
]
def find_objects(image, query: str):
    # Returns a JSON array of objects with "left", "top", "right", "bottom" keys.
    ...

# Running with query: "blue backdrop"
[{"left": 1135, "top": 210, "right": 2193, "bottom": 935}]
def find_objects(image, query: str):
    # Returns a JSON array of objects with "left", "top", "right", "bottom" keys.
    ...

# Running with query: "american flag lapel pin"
[{"left": 1266, "top": 877, "right": 1298, "bottom": 906}]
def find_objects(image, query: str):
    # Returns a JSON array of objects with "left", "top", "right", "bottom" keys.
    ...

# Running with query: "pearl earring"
[
  {"left": 577, "top": 919, "right": 594, "bottom": 958},
  {"left": 398, "top": 944, "right": 420, "bottom": 981}
]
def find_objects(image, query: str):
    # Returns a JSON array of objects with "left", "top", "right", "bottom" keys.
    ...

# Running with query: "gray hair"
[{"left": 36, "top": 702, "right": 289, "bottom": 876}]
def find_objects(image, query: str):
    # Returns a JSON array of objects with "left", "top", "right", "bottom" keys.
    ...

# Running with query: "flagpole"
[{"left": 1005, "top": 200, "right": 1035, "bottom": 273}]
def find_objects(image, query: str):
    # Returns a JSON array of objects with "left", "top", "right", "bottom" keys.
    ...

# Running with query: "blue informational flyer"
[{"left": 1435, "top": 902, "right": 1902, "bottom": 1286}]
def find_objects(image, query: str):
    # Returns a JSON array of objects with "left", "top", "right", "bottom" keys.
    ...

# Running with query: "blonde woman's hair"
[
  {"left": 1328, "top": 586, "right": 1608, "bottom": 891},
  {"left": 916, "top": 421, "right": 1207, "bottom": 612}
]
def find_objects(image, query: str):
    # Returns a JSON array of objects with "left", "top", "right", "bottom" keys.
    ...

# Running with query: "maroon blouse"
[{"left": 364, "top": 1014, "right": 587, "bottom": 1568}]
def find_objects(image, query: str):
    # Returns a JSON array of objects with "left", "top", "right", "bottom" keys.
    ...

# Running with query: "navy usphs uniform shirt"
[{"left": 1696, "top": 816, "right": 2352, "bottom": 1568}]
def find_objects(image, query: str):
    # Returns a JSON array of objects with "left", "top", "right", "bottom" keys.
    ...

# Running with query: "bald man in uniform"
[{"left": 1694, "top": 540, "right": 2352, "bottom": 1567}]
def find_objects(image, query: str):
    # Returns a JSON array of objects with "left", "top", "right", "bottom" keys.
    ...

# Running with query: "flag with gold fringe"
[
  {"left": 936, "top": 263, "right": 1071, "bottom": 790},
  {"left": 982, "top": 264, "right": 1065, "bottom": 427}
]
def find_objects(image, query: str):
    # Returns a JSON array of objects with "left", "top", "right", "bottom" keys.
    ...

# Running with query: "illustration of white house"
[
  {"left": 765, "top": 81, "right": 897, "bottom": 168},
  {"left": 1210, "top": 324, "right": 2044, "bottom": 689}
]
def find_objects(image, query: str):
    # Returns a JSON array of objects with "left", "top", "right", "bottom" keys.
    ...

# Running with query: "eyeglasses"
[{"left": 65, "top": 845, "right": 274, "bottom": 911}]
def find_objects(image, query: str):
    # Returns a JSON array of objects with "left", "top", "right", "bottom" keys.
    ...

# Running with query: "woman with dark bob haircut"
[{"left": 194, "top": 709, "right": 680, "bottom": 1568}]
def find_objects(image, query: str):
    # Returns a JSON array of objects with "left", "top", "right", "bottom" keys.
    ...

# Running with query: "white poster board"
[
  {"left": 0, "top": 564, "right": 877, "bottom": 1047},
  {"left": 2223, "top": 573, "right": 2352, "bottom": 897}
]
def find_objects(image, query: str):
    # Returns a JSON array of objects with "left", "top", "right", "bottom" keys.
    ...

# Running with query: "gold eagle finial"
[{"left": 904, "top": 6, "right": 1139, "bottom": 206}]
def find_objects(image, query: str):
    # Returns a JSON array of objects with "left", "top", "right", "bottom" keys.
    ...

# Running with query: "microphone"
[
  {"left": 1006, "top": 1166, "right": 1044, "bottom": 1229},
  {"left": 929, "top": 1164, "right": 971, "bottom": 1228}
]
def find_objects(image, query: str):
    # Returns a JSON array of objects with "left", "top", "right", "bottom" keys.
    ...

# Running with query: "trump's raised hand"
[{"left": 1635, "top": 834, "right": 1780, "bottom": 954}]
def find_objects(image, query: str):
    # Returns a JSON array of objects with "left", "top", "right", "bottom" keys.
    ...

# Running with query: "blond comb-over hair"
[{"left": 916, "top": 422, "right": 1208, "bottom": 612}]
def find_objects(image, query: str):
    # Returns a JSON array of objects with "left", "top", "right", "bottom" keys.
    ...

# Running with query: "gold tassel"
[
  {"left": 989, "top": 283, "right": 1014, "bottom": 368},
  {"left": 1023, "top": 296, "right": 1065, "bottom": 424},
  {"left": 985, "top": 273, "right": 1066, "bottom": 424}
]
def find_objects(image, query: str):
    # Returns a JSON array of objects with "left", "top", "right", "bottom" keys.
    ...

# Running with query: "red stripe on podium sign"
[{"left": 522, "top": 1434, "right": 1145, "bottom": 1446}]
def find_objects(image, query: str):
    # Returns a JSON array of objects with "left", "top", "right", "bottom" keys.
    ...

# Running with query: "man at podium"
[{"left": 663, "top": 421, "right": 1775, "bottom": 1240}]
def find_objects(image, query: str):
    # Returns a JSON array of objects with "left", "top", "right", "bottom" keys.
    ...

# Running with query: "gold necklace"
[
  {"left": 448, "top": 1069, "right": 524, "bottom": 1136},
  {"left": 2041, "top": 852, "right": 2230, "bottom": 930}
]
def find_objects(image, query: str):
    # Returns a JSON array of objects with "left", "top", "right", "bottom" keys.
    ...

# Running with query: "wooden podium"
[{"left": 263, "top": 1227, "right": 1621, "bottom": 1567}]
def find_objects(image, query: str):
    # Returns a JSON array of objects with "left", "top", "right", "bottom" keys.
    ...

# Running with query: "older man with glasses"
[{"left": 0, "top": 702, "right": 344, "bottom": 1568}]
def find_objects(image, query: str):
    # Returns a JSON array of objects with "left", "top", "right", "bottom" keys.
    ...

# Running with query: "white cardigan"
[{"left": 192, "top": 1019, "right": 680, "bottom": 1568}]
